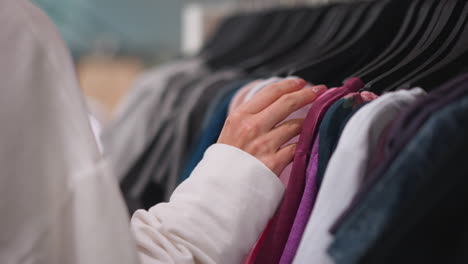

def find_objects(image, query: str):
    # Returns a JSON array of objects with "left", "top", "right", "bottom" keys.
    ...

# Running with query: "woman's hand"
[{"left": 218, "top": 79, "right": 327, "bottom": 175}]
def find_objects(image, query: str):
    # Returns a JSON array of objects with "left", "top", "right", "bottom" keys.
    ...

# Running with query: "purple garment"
[
  {"left": 253, "top": 77, "right": 364, "bottom": 264},
  {"left": 279, "top": 135, "right": 320, "bottom": 264}
]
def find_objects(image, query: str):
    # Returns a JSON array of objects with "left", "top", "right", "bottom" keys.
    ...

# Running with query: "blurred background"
[
  {"left": 32, "top": 0, "right": 339, "bottom": 120},
  {"left": 33, "top": 0, "right": 238, "bottom": 120}
]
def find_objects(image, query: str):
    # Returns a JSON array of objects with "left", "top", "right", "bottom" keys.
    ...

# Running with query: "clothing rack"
[
  {"left": 105, "top": 1, "right": 468, "bottom": 262},
  {"left": 182, "top": 0, "right": 371, "bottom": 55}
]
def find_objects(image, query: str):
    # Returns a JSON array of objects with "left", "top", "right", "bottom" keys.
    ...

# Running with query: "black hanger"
[
  {"left": 205, "top": 10, "right": 273, "bottom": 69},
  {"left": 208, "top": 9, "right": 298, "bottom": 70},
  {"left": 290, "top": 0, "right": 409, "bottom": 87},
  {"left": 202, "top": 14, "right": 254, "bottom": 58},
  {"left": 273, "top": 2, "right": 357, "bottom": 76},
  {"left": 287, "top": 1, "right": 390, "bottom": 85},
  {"left": 363, "top": 0, "right": 462, "bottom": 93},
  {"left": 400, "top": 1, "right": 468, "bottom": 90},
  {"left": 312, "top": 2, "right": 367, "bottom": 60},
  {"left": 199, "top": 15, "right": 239, "bottom": 57},
  {"left": 253, "top": 2, "right": 357, "bottom": 76},
  {"left": 385, "top": 0, "right": 468, "bottom": 91},
  {"left": 252, "top": 4, "right": 336, "bottom": 76},
  {"left": 235, "top": 7, "right": 320, "bottom": 72},
  {"left": 348, "top": 0, "right": 424, "bottom": 80}
]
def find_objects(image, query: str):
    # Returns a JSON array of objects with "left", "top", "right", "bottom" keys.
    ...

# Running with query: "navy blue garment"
[
  {"left": 328, "top": 89, "right": 468, "bottom": 264},
  {"left": 316, "top": 94, "right": 373, "bottom": 187}
]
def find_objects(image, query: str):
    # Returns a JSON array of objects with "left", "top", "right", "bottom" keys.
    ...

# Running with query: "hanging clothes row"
[{"left": 103, "top": 0, "right": 468, "bottom": 262}]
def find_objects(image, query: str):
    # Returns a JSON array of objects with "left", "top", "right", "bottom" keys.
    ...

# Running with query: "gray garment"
[
  {"left": 102, "top": 58, "right": 208, "bottom": 181},
  {"left": 131, "top": 71, "right": 210, "bottom": 198},
  {"left": 167, "top": 70, "right": 241, "bottom": 200},
  {"left": 121, "top": 71, "right": 210, "bottom": 211}
]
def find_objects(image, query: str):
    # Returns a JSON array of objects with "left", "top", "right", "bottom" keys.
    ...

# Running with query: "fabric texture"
[
  {"left": 132, "top": 144, "right": 285, "bottom": 264},
  {"left": 292, "top": 88, "right": 426, "bottom": 264},
  {"left": 315, "top": 92, "right": 378, "bottom": 186},
  {"left": 329, "top": 89, "right": 468, "bottom": 264},
  {"left": 120, "top": 72, "right": 208, "bottom": 211},
  {"left": 103, "top": 58, "right": 208, "bottom": 181},
  {"left": 331, "top": 74, "right": 468, "bottom": 233},
  {"left": 360, "top": 94, "right": 468, "bottom": 264},
  {"left": 242, "top": 77, "right": 315, "bottom": 264},
  {"left": 252, "top": 78, "right": 364, "bottom": 264},
  {"left": 166, "top": 71, "right": 240, "bottom": 200},
  {"left": 280, "top": 91, "right": 377, "bottom": 264},
  {"left": 181, "top": 80, "right": 248, "bottom": 183},
  {"left": 0, "top": 1, "right": 139, "bottom": 263},
  {"left": 279, "top": 135, "right": 320, "bottom": 264}
]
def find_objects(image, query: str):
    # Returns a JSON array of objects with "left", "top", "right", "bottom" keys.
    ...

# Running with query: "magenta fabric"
[
  {"left": 253, "top": 78, "right": 364, "bottom": 264},
  {"left": 279, "top": 135, "right": 320, "bottom": 264}
]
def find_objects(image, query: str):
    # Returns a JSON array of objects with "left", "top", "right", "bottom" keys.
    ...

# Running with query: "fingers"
[
  {"left": 272, "top": 144, "right": 297, "bottom": 175},
  {"left": 218, "top": 77, "right": 328, "bottom": 177},
  {"left": 238, "top": 79, "right": 307, "bottom": 114},
  {"left": 258, "top": 85, "right": 327, "bottom": 130},
  {"left": 267, "top": 119, "right": 304, "bottom": 150}
]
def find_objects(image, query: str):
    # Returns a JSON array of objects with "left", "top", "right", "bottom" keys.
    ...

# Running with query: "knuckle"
[
  {"left": 291, "top": 120, "right": 303, "bottom": 131},
  {"left": 227, "top": 111, "right": 243, "bottom": 124},
  {"left": 254, "top": 137, "right": 268, "bottom": 150},
  {"left": 241, "top": 120, "right": 260, "bottom": 138},
  {"left": 281, "top": 94, "right": 299, "bottom": 109},
  {"left": 268, "top": 83, "right": 284, "bottom": 95}
]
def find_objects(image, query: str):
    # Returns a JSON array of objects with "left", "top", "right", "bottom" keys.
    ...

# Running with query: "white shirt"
[{"left": 0, "top": 1, "right": 284, "bottom": 263}]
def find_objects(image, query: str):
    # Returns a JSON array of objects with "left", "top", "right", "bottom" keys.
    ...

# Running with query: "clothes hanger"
[
  {"left": 235, "top": 7, "right": 321, "bottom": 72},
  {"left": 199, "top": 15, "right": 239, "bottom": 57},
  {"left": 362, "top": 0, "right": 447, "bottom": 86},
  {"left": 202, "top": 14, "right": 255, "bottom": 58},
  {"left": 385, "top": 0, "right": 468, "bottom": 91},
  {"left": 274, "top": 2, "right": 357, "bottom": 75},
  {"left": 286, "top": 0, "right": 390, "bottom": 85},
  {"left": 290, "top": 0, "right": 409, "bottom": 87},
  {"left": 312, "top": 2, "right": 366, "bottom": 60},
  {"left": 255, "top": 2, "right": 360, "bottom": 77},
  {"left": 396, "top": 0, "right": 468, "bottom": 91},
  {"left": 363, "top": 0, "right": 460, "bottom": 93},
  {"left": 212, "top": 8, "right": 298, "bottom": 69},
  {"left": 348, "top": 0, "right": 424, "bottom": 80},
  {"left": 250, "top": 4, "right": 334, "bottom": 76},
  {"left": 206, "top": 10, "right": 274, "bottom": 69}
]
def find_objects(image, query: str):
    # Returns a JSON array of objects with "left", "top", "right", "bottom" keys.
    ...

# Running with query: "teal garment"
[
  {"left": 180, "top": 81, "right": 248, "bottom": 183},
  {"left": 316, "top": 95, "right": 373, "bottom": 187}
]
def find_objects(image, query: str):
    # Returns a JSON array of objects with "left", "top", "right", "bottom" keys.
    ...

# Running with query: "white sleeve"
[
  {"left": 131, "top": 144, "right": 285, "bottom": 264},
  {"left": 0, "top": 1, "right": 139, "bottom": 264}
]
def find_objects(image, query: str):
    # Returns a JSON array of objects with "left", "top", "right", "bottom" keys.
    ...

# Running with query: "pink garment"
[
  {"left": 253, "top": 78, "right": 364, "bottom": 264},
  {"left": 228, "top": 80, "right": 262, "bottom": 114},
  {"left": 280, "top": 135, "right": 320, "bottom": 263},
  {"left": 280, "top": 91, "right": 378, "bottom": 264},
  {"left": 242, "top": 82, "right": 328, "bottom": 264}
]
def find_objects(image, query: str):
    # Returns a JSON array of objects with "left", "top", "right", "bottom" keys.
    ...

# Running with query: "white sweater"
[
  {"left": 132, "top": 144, "right": 284, "bottom": 264},
  {"left": 0, "top": 0, "right": 284, "bottom": 263}
]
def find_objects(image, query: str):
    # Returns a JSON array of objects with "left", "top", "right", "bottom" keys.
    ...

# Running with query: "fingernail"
[
  {"left": 293, "top": 78, "right": 307, "bottom": 87},
  {"left": 312, "top": 85, "right": 327, "bottom": 93}
]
